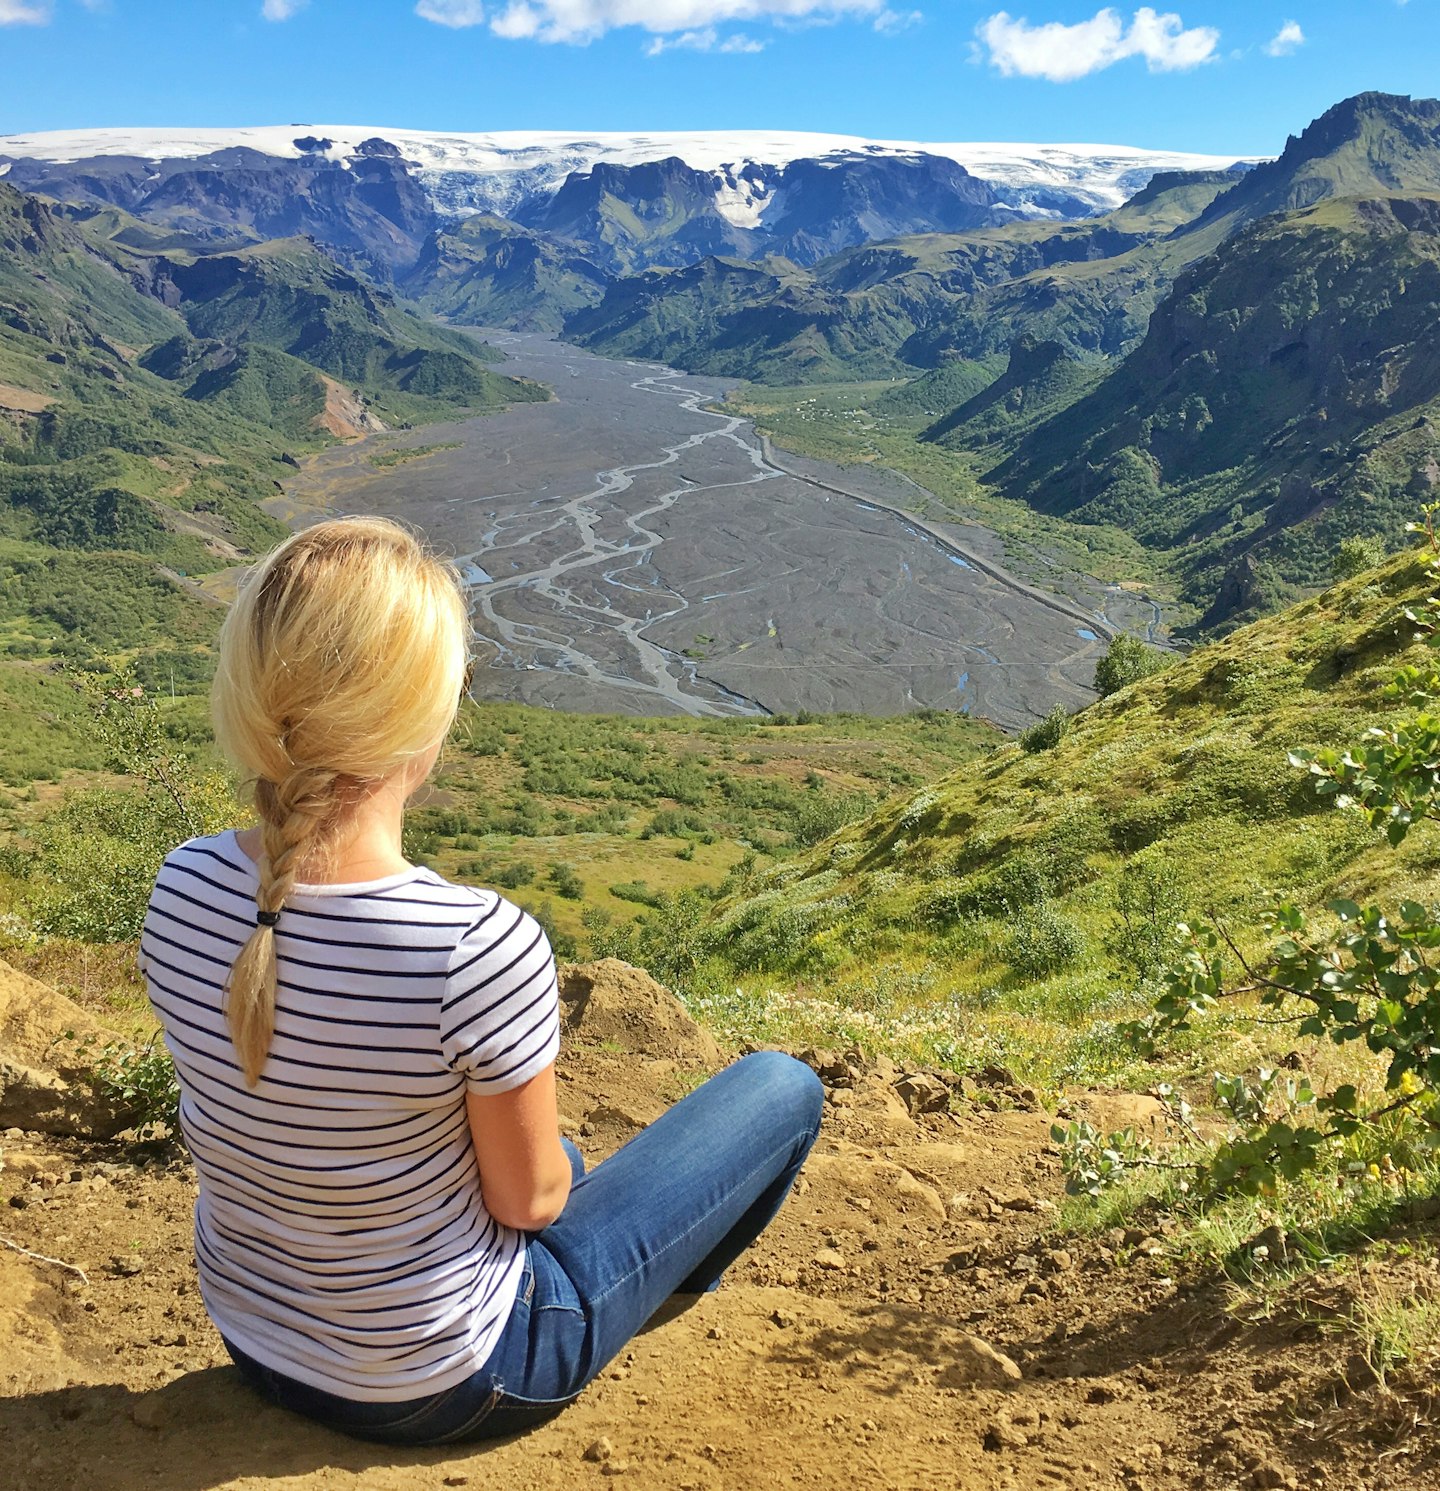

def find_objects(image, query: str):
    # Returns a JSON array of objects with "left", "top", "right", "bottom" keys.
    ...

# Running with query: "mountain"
[
  {"left": 986, "top": 194, "right": 1440, "bottom": 627},
  {"left": 568, "top": 94, "right": 1440, "bottom": 385},
  {"left": 564, "top": 169, "right": 1239, "bottom": 381},
  {"left": 921, "top": 336, "right": 1101, "bottom": 449},
  {"left": 0, "top": 126, "right": 1254, "bottom": 287},
  {"left": 404, "top": 214, "right": 610, "bottom": 332},
  {"left": 0, "top": 181, "right": 545, "bottom": 671}
]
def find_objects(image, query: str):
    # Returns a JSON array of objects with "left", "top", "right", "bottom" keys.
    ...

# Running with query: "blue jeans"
[{"left": 223, "top": 1051, "right": 824, "bottom": 1445}]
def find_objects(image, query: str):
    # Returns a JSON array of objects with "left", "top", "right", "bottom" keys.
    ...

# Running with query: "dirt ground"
[{"left": 2, "top": 975, "right": 1436, "bottom": 1491}]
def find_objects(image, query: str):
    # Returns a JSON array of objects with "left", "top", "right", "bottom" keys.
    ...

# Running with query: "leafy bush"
[
  {"left": 1333, "top": 533, "right": 1387, "bottom": 582},
  {"left": 1019, "top": 705, "right": 1070, "bottom": 754},
  {"left": 1094, "top": 634, "right": 1168, "bottom": 698},
  {"left": 1002, "top": 901, "right": 1085, "bottom": 980},
  {"left": 1106, "top": 858, "right": 1187, "bottom": 981},
  {"left": 68, "top": 1032, "right": 180, "bottom": 1142},
  {"left": 548, "top": 862, "right": 585, "bottom": 901}
]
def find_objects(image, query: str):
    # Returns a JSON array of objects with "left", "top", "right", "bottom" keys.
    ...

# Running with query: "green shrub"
[
  {"left": 1106, "top": 858, "right": 1186, "bottom": 981},
  {"left": 1333, "top": 534, "right": 1387, "bottom": 582},
  {"left": 1002, "top": 901, "right": 1085, "bottom": 980},
  {"left": 548, "top": 862, "right": 584, "bottom": 901},
  {"left": 1094, "top": 634, "right": 1168, "bottom": 698},
  {"left": 1019, "top": 705, "right": 1071, "bottom": 754}
]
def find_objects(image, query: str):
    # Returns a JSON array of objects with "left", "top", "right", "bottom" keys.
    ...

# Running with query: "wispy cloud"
[
  {"left": 875, "top": 7, "right": 922, "bottom": 34},
  {"left": 0, "top": 0, "right": 50, "bottom": 24},
  {"left": 645, "top": 25, "right": 766, "bottom": 53},
  {"left": 482, "top": 1, "right": 889, "bottom": 45},
  {"left": 261, "top": 0, "right": 308, "bottom": 18},
  {"left": 416, "top": 0, "right": 486, "bottom": 24},
  {"left": 975, "top": 6, "right": 1220, "bottom": 83},
  {"left": 1263, "top": 18, "right": 1303, "bottom": 56}
]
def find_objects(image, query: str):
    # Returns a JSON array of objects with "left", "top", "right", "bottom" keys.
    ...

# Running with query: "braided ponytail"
[{"left": 212, "top": 519, "right": 468, "bottom": 1087}]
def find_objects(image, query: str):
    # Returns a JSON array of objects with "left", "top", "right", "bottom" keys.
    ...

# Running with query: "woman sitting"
[{"left": 139, "top": 516, "right": 823, "bottom": 1445}]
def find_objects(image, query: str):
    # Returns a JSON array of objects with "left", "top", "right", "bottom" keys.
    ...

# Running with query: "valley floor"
[{"left": 3, "top": 969, "right": 1432, "bottom": 1491}]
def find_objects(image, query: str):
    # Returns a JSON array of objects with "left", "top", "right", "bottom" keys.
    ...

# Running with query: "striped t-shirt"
[{"left": 138, "top": 829, "right": 561, "bottom": 1402}]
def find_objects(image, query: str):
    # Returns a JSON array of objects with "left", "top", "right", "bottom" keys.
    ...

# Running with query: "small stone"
[
  {"left": 600, "top": 1462, "right": 631, "bottom": 1477},
  {"left": 1045, "top": 1248, "right": 1074, "bottom": 1273},
  {"left": 777, "top": 1266, "right": 800, "bottom": 1287},
  {"left": 108, "top": 1255, "right": 143, "bottom": 1277},
  {"left": 706, "top": 1326, "right": 724, "bottom": 1340},
  {"left": 443, "top": 1477, "right": 470, "bottom": 1487},
  {"left": 811, "top": 1247, "right": 846, "bottom": 1272},
  {"left": 8, "top": 1193, "right": 27, "bottom": 1209},
  {"left": 893, "top": 1072, "right": 950, "bottom": 1117},
  {"left": 583, "top": 1437, "right": 614, "bottom": 1463},
  {"left": 770, "top": 1308, "right": 794, "bottom": 1329}
]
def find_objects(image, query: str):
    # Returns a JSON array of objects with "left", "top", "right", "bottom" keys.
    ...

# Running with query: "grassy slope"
[
  {"left": 0, "top": 187, "right": 549, "bottom": 674},
  {"left": 682, "top": 549, "right": 1439, "bottom": 1085}
]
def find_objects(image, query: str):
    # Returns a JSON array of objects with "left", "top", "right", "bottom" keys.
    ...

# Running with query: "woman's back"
[{"left": 141, "top": 829, "right": 559, "bottom": 1400}]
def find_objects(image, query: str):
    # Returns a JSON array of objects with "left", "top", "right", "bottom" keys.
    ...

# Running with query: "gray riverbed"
[{"left": 281, "top": 333, "right": 1154, "bottom": 731}]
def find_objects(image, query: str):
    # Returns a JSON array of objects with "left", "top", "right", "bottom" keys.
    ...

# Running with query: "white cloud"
[
  {"left": 0, "top": 0, "right": 50, "bottom": 23},
  {"left": 416, "top": 0, "right": 487, "bottom": 23},
  {"left": 975, "top": 7, "right": 1220, "bottom": 83},
  {"left": 1263, "top": 19, "right": 1303, "bottom": 56},
  {"left": 874, "top": 7, "right": 922, "bottom": 33},
  {"left": 645, "top": 24, "right": 766, "bottom": 50},
  {"left": 261, "top": 0, "right": 308, "bottom": 18},
  {"left": 486, "top": 0, "right": 887, "bottom": 45}
]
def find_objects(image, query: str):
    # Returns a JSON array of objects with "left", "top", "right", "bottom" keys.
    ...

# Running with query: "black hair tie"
[{"left": 256, "top": 909, "right": 281, "bottom": 928}]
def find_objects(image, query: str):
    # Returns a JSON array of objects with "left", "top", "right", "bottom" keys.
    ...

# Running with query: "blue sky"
[{"left": 1, "top": 2, "right": 1436, "bottom": 157}]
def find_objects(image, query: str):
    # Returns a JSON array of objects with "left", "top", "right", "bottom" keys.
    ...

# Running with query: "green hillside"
[
  {"left": 404, "top": 214, "right": 610, "bottom": 333},
  {"left": 0, "top": 184, "right": 548, "bottom": 676},
  {"left": 563, "top": 171, "right": 1235, "bottom": 382},
  {"left": 602, "top": 548, "right": 1440, "bottom": 1086},
  {"left": 991, "top": 196, "right": 1440, "bottom": 628}
]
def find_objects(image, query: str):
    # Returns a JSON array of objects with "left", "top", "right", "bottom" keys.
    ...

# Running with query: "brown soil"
[
  {"left": 314, "top": 377, "right": 386, "bottom": 441},
  {"left": 0, "top": 383, "right": 54, "bottom": 414},
  {"left": 2, "top": 1002, "right": 1435, "bottom": 1491}
]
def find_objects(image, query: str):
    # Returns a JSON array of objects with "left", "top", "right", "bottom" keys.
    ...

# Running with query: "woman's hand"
[{"left": 466, "top": 1063, "right": 573, "bottom": 1232}]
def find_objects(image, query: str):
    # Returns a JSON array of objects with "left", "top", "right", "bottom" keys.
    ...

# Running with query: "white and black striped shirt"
[{"left": 139, "top": 830, "right": 560, "bottom": 1402}]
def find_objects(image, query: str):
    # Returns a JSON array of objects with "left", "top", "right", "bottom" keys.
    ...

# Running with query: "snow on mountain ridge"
[{"left": 0, "top": 125, "right": 1262, "bottom": 223}]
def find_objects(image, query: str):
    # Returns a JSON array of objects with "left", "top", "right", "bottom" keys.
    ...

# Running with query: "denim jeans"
[{"left": 223, "top": 1050, "right": 824, "bottom": 1445}]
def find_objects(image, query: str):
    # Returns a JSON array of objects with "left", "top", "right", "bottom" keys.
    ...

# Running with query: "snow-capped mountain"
[{"left": 0, "top": 125, "right": 1259, "bottom": 224}]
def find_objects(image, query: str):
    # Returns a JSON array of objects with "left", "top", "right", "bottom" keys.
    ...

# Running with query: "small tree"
[
  {"left": 1094, "top": 633, "right": 1167, "bottom": 698},
  {"left": 1020, "top": 704, "right": 1071, "bottom": 754},
  {"left": 1333, "top": 533, "right": 1387, "bottom": 582}
]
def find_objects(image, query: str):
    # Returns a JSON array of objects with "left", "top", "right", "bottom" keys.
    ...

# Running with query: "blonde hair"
[{"left": 211, "top": 517, "right": 469, "bottom": 1086}]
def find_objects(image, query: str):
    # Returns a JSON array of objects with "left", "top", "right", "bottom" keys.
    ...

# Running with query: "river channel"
[{"left": 280, "top": 333, "right": 1156, "bottom": 731}]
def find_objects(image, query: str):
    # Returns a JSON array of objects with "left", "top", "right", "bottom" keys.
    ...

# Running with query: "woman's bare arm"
[{"left": 466, "top": 1064, "right": 572, "bottom": 1232}]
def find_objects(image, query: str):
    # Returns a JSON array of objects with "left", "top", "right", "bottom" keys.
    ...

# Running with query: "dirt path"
[{"left": 1, "top": 1002, "right": 1429, "bottom": 1491}]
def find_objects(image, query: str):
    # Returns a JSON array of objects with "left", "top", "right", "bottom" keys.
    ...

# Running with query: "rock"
[
  {"left": 583, "top": 1437, "right": 614, "bottom": 1463},
  {"left": 108, "top": 1255, "right": 143, "bottom": 1278},
  {"left": 939, "top": 1337, "right": 1023, "bottom": 1390},
  {"left": 1045, "top": 1248, "right": 1074, "bottom": 1273},
  {"left": 976, "top": 1065, "right": 1020, "bottom": 1091},
  {"left": 557, "top": 961, "right": 721, "bottom": 1065},
  {"left": 893, "top": 1072, "right": 950, "bottom": 1117},
  {"left": 811, "top": 1248, "right": 846, "bottom": 1272},
  {"left": 0, "top": 959, "right": 136, "bottom": 1138},
  {"left": 799, "top": 1048, "right": 856, "bottom": 1088}
]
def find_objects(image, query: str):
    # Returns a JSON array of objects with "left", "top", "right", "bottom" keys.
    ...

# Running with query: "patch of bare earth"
[
  {"left": 313, "top": 377, "right": 386, "bottom": 442},
  {"left": 1, "top": 962, "right": 1434, "bottom": 1491},
  {"left": 0, "top": 384, "right": 54, "bottom": 414}
]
